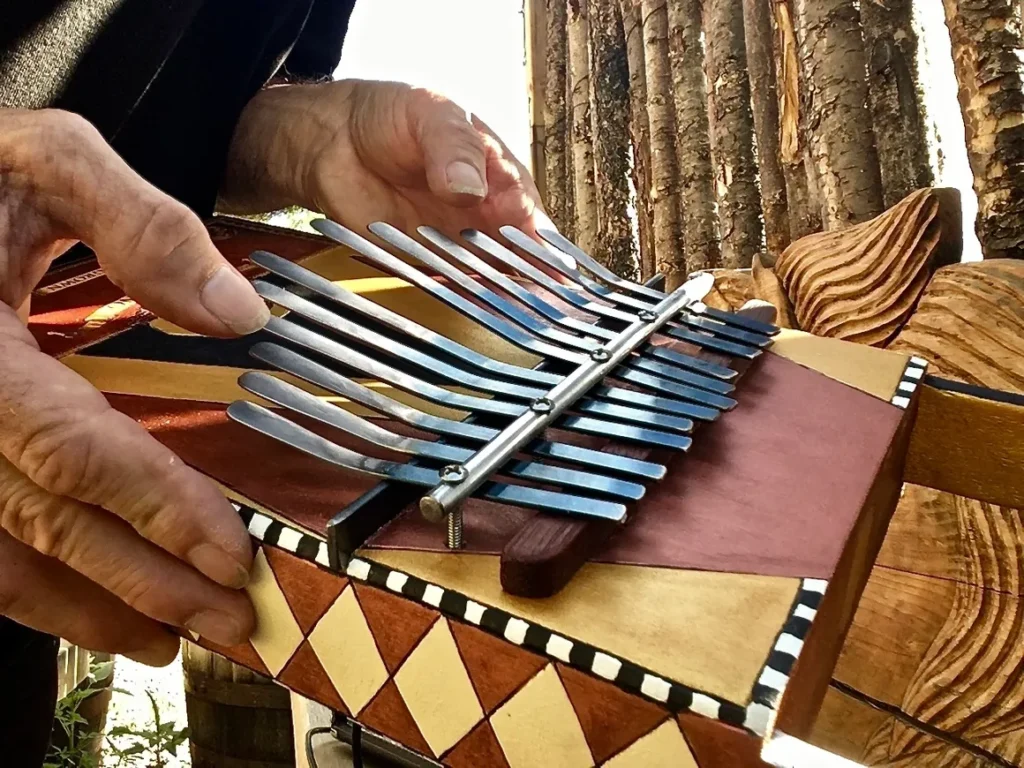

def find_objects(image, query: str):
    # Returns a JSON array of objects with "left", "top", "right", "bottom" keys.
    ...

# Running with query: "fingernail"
[
  {"left": 200, "top": 267, "right": 270, "bottom": 335},
  {"left": 446, "top": 161, "right": 486, "bottom": 197},
  {"left": 189, "top": 544, "right": 250, "bottom": 589},
  {"left": 186, "top": 610, "right": 247, "bottom": 647}
]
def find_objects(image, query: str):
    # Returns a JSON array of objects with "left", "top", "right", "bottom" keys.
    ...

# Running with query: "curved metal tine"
[
  {"left": 259, "top": 282, "right": 706, "bottom": 428},
  {"left": 227, "top": 401, "right": 628, "bottom": 523},
  {"left": 264, "top": 316, "right": 694, "bottom": 447},
  {"left": 368, "top": 223, "right": 601, "bottom": 354},
  {"left": 240, "top": 372, "right": 647, "bottom": 502},
  {"left": 418, "top": 226, "right": 737, "bottom": 394},
  {"left": 250, "top": 342, "right": 667, "bottom": 481},
  {"left": 310, "top": 219, "right": 585, "bottom": 366},
  {"left": 250, "top": 249, "right": 560, "bottom": 388},
  {"left": 503, "top": 227, "right": 770, "bottom": 348},
  {"left": 369, "top": 225, "right": 729, "bottom": 408},
  {"left": 462, "top": 229, "right": 757, "bottom": 368},
  {"left": 537, "top": 227, "right": 780, "bottom": 337}
]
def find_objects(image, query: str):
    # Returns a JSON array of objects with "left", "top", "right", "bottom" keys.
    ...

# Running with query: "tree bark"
[
  {"left": 621, "top": 0, "right": 655, "bottom": 280},
  {"left": 543, "top": 0, "right": 571, "bottom": 233},
  {"left": 564, "top": 44, "right": 576, "bottom": 241},
  {"left": 589, "top": 1, "right": 637, "bottom": 278},
  {"left": 667, "top": 0, "right": 720, "bottom": 273},
  {"left": 794, "top": 0, "right": 885, "bottom": 229},
  {"left": 640, "top": 0, "right": 686, "bottom": 279},
  {"left": 943, "top": 0, "right": 1024, "bottom": 260},
  {"left": 568, "top": 0, "right": 599, "bottom": 255},
  {"left": 861, "top": 0, "right": 933, "bottom": 209},
  {"left": 743, "top": 0, "right": 791, "bottom": 256},
  {"left": 773, "top": 0, "right": 821, "bottom": 239},
  {"left": 705, "top": 0, "right": 764, "bottom": 268}
]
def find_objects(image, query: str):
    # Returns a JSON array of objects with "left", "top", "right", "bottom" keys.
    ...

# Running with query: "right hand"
[{"left": 0, "top": 109, "right": 270, "bottom": 665}]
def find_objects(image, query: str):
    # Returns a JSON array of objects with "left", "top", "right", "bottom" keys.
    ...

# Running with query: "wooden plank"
[
  {"left": 904, "top": 381, "right": 1024, "bottom": 510},
  {"left": 524, "top": 0, "right": 548, "bottom": 196}
]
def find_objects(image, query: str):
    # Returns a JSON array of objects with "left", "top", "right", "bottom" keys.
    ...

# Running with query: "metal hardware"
[
  {"left": 639, "top": 309, "right": 657, "bottom": 322},
  {"left": 530, "top": 397, "right": 554, "bottom": 414},
  {"left": 420, "top": 273, "right": 710, "bottom": 519},
  {"left": 590, "top": 348, "right": 610, "bottom": 362}
]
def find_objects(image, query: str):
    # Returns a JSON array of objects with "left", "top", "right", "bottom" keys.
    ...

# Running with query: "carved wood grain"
[{"left": 774, "top": 188, "right": 962, "bottom": 346}]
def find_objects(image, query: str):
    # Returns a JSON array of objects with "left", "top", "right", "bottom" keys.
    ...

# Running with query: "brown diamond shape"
[
  {"left": 557, "top": 663, "right": 669, "bottom": 764},
  {"left": 444, "top": 720, "right": 511, "bottom": 768},
  {"left": 353, "top": 582, "right": 439, "bottom": 672},
  {"left": 359, "top": 679, "right": 432, "bottom": 757},
  {"left": 263, "top": 545, "right": 347, "bottom": 634},
  {"left": 278, "top": 640, "right": 348, "bottom": 714},
  {"left": 449, "top": 621, "right": 547, "bottom": 714},
  {"left": 192, "top": 637, "right": 272, "bottom": 678},
  {"left": 678, "top": 713, "right": 764, "bottom": 768}
]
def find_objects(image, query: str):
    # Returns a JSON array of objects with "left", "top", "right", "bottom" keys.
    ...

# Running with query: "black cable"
[{"left": 305, "top": 725, "right": 334, "bottom": 768}]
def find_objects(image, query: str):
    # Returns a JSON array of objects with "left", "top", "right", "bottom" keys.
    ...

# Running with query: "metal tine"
[
  {"left": 462, "top": 229, "right": 761, "bottom": 360},
  {"left": 417, "top": 226, "right": 737, "bottom": 394},
  {"left": 252, "top": 249, "right": 710, "bottom": 419},
  {"left": 372, "top": 223, "right": 734, "bottom": 409},
  {"left": 537, "top": 227, "right": 781, "bottom": 337},
  {"left": 250, "top": 341, "right": 668, "bottom": 481},
  {"left": 257, "top": 281, "right": 706, "bottom": 428},
  {"left": 502, "top": 226, "right": 771, "bottom": 348},
  {"left": 227, "top": 401, "right": 628, "bottom": 523},
  {"left": 311, "top": 218, "right": 733, "bottom": 406},
  {"left": 369, "top": 222, "right": 602, "bottom": 353},
  {"left": 264, "top": 315, "right": 696, "bottom": 448},
  {"left": 498, "top": 227, "right": 769, "bottom": 354},
  {"left": 240, "top": 372, "right": 647, "bottom": 502}
]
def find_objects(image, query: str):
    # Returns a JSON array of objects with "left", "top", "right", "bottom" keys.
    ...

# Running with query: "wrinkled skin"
[{"left": 0, "top": 80, "right": 544, "bottom": 665}]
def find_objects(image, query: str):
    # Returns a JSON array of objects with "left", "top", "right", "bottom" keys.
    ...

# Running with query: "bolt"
[
  {"left": 530, "top": 397, "right": 554, "bottom": 414},
  {"left": 446, "top": 509, "right": 464, "bottom": 549},
  {"left": 638, "top": 309, "right": 657, "bottom": 322},
  {"left": 590, "top": 347, "right": 611, "bottom": 362},
  {"left": 440, "top": 464, "right": 467, "bottom": 484}
]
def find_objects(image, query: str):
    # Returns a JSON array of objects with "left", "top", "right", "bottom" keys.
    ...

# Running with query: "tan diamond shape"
[
  {"left": 246, "top": 548, "right": 304, "bottom": 676},
  {"left": 603, "top": 720, "right": 698, "bottom": 767},
  {"left": 308, "top": 585, "right": 388, "bottom": 715},
  {"left": 394, "top": 618, "right": 483, "bottom": 756},
  {"left": 490, "top": 665, "right": 594, "bottom": 768}
]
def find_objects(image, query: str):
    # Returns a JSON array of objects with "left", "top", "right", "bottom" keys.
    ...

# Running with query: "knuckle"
[
  {"left": 0, "top": 469, "right": 79, "bottom": 560},
  {"left": 16, "top": 410, "right": 102, "bottom": 499},
  {"left": 105, "top": 199, "right": 206, "bottom": 284}
]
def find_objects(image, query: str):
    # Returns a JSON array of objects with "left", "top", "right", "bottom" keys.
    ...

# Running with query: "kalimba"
[{"left": 31, "top": 217, "right": 1022, "bottom": 767}]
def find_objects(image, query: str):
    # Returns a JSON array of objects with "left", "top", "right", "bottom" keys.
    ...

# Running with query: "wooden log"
[
  {"left": 620, "top": 0, "right": 656, "bottom": 280},
  {"left": 667, "top": 0, "right": 720, "bottom": 275},
  {"left": 861, "top": 0, "right": 934, "bottom": 209},
  {"left": 772, "top": 0, "right": 821, "bottom": 239},
  {"left": 793, "top": 0, "right": 885, "bottom": 229},
  {"left": 743, "top": 0, "right": 791, "bottom": 257},
  {"left": 589, "top": 0, "right": 637, "bottom": 278},
  {"left": 543, "top": 0, "right": 570, "bottom": 233},
  {"left": 705, "top": 0, "right": 765, "bottom": 269},
  {"left": 525, "top": 0, "right": 548, "bottom": 199},
  {"left": 774, "top": 188, "right": 963, "bottom": 346},
  {"left": 942, "top": 0, "right": 1024, "bottom": 260},
  {"left": 568, "top": 0, "right": 599, "bottom": 256},
  {"left": 640, "top": 0, "right": 686, "bottom": 279}
]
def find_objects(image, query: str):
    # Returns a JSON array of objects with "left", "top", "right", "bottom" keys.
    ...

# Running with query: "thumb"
[
  {"left": 408, "top": 91, "right": 489, "bottom": 206},
  {"left": 21, "top": 110, "right": 269, "bottom": 337}
]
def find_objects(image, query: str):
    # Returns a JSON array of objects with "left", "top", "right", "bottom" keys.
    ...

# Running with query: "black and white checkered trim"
[
  {"left": 743, "top": 578, "right": 827, "bottom": 737},
  {"left": 233, "top": 502, "right": 331, "bottom": 569},
  {"left": 345, "top": 556, "right": 749, "bottom": 730},
  {"left": 891, "top": 356, "right": 928, "bottom": 409}
]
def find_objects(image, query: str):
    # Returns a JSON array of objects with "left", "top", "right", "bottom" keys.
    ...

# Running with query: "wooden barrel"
[{"left": 182, "top": 641, "right": 295, "bottom": 767}]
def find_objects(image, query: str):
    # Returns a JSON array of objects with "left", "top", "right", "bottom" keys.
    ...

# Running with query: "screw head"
[
  {"left": 440, "top": 464, "right": 468, "bottom": 484},
  {"left": 590, "top": 347, "right": 611, "bottom": 362},
  {"left": 638, "top": 309, "right": 657, "bottom": 322},
  {"left": 530, "top": 397, "right": 554, "bottom": 414}
]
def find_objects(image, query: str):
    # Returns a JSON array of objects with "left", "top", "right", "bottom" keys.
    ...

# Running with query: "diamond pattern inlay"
[
  {"left": 602, "top": 720, "right": 698, "bottom": 767},
  {"left": 246, "top": 548, "right": 304, "bottom": 676},
  {"left": 308, "top": 585, "right": 388, "bottom": 715}
]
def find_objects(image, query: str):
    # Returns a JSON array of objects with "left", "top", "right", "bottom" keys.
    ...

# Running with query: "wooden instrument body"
[{"left": 31, "top": 218, "right": 980, "bottom": 767}]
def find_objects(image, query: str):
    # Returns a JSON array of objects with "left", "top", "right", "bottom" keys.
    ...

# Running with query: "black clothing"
[{"left": 0, "top": 1, "right": 355, "bottom": 762}]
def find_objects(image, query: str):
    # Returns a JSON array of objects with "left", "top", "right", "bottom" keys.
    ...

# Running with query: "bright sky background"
[{"left": 332, "top": 0, "right": 981, "bottom": 261}]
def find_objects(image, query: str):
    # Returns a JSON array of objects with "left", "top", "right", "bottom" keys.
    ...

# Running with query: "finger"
[
  {"left": 0, "top": 460, "right": 254, "bottom": 647},
  {"left": 0, "top": 307, "right": 253, "bottom": 589},
  {"left": 0, "top": 530, "right": 179, "bottom": 666},
  {"left": 5, "top": 109, "right": 268, "bottom": 337},
  {"left": 408, "top": 91, "right": 489, "bottom": 205}
]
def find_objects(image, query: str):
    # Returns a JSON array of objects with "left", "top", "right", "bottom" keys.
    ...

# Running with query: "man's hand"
[
  {"left": 0, "top": 109, "right": 268, "bottom": 665},
  {"left": 218, "top": 79, "right": 547, "bottom": 237}
]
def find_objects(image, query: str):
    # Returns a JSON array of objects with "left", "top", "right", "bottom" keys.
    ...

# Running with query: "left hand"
[{"left": 219, "top": 79, "right": 546, "bottom": 237}]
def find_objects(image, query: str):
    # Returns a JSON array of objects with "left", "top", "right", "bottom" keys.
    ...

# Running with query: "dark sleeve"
[{"left": 282, "top": 0, "right": 358, "bottom": 82}]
